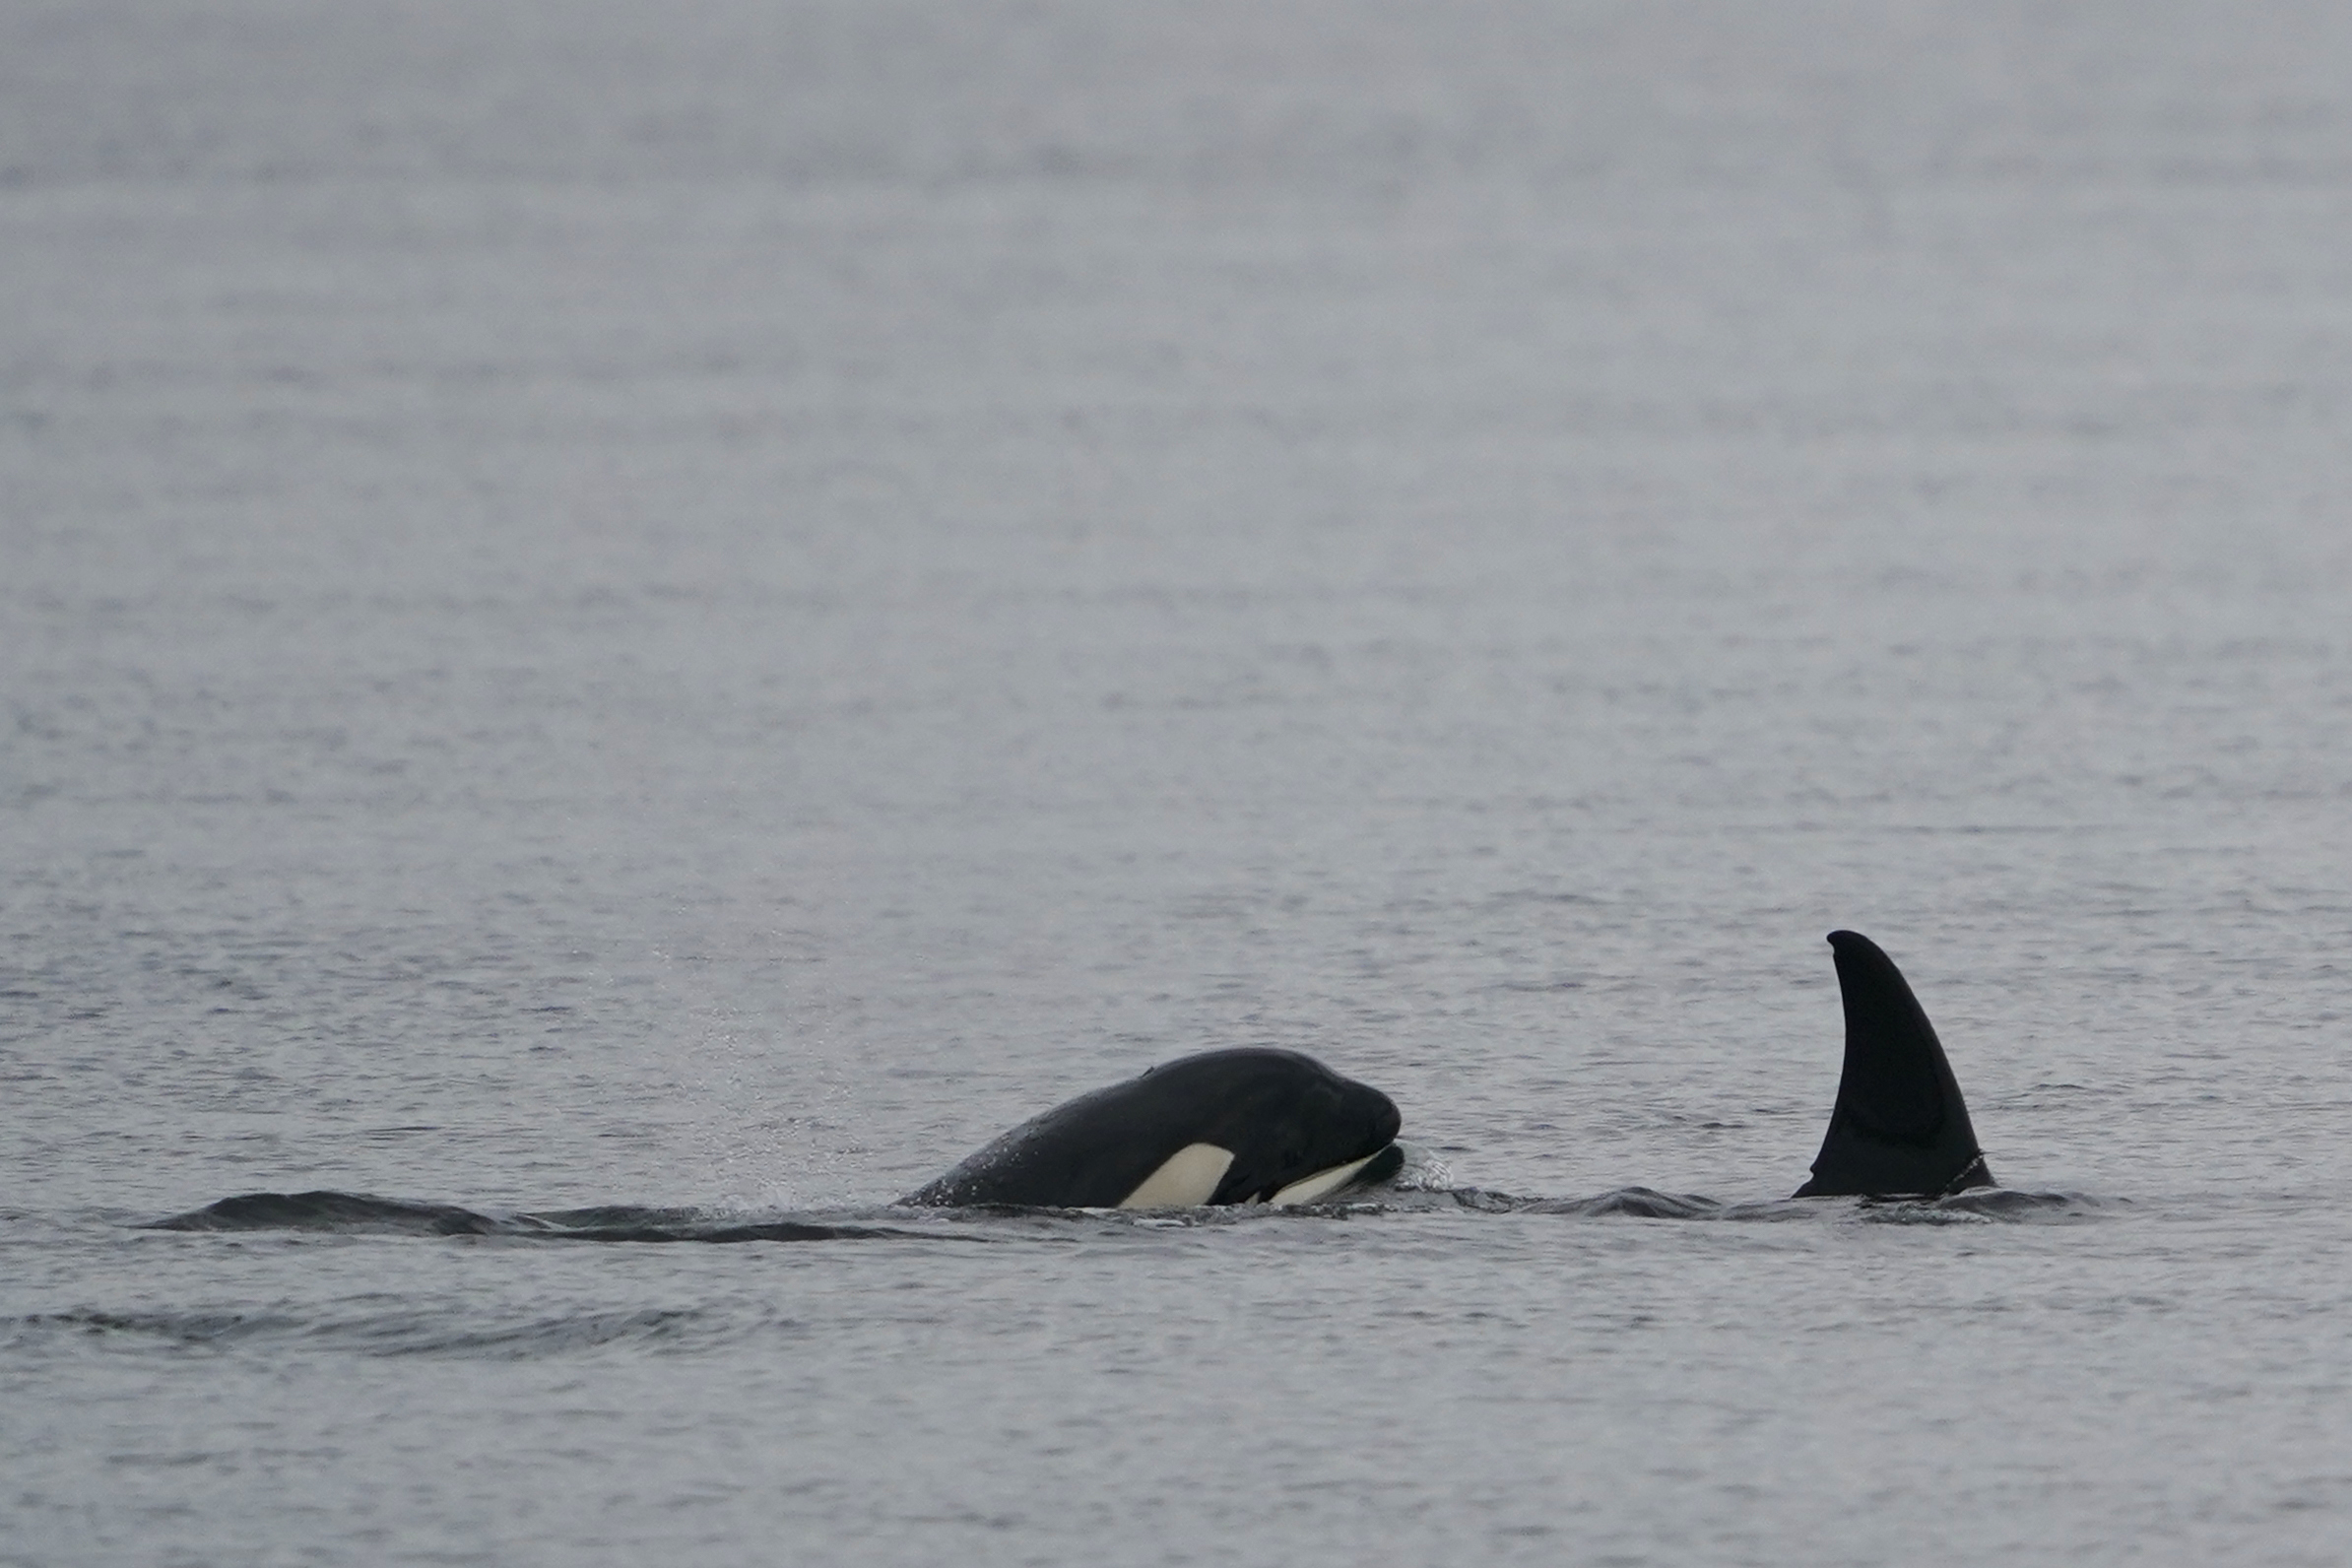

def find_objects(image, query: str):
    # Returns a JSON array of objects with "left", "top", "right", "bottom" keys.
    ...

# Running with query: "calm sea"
[{"left": 6, "top": 3, "right": 2352, "bottom": 1563}]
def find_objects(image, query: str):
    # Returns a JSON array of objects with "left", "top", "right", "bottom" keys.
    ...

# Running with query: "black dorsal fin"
[{"left": 1794, "top": 931, "right": 1993, "bottom": 1198}]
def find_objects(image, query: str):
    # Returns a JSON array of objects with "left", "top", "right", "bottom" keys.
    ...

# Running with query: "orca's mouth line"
[{"left": 1261, "top": 1143, "right": 1406, "bottom": 1207}]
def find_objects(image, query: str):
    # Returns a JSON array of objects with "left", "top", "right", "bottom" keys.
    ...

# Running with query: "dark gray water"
[{"left": 7, "top": 3, "right": 2352, "bottom": 1562}]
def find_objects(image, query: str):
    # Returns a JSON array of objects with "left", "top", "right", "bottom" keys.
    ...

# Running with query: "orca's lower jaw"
[{"left": 1249, "top": 1142, "right": 1406, "bottom": 1207}]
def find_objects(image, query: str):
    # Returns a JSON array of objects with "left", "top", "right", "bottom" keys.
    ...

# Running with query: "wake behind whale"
[{"left": 146, "top": 1191, "right": 912, "bottom": 1243}]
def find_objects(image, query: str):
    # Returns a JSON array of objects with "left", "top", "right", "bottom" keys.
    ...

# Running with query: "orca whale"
[
  {"left": 1795, "top": 930, "right": 1993, "bottom": 1198},
  {"left": 902, "top": 1047, "right": 1405, "bottom": 1209}
]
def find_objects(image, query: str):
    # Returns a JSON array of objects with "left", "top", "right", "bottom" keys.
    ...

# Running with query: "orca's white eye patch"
[{"left": 1118, "top": 1143, "right": 1236, "bottom": 1208}]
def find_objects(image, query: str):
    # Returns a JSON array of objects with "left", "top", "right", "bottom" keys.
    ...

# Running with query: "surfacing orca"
[
  {"left": 902, "top": 1047, "right": 1405, "bottom": 1209},
  {"left": 1795, "top": 930, "right": 1993, "bottom": 1198}
]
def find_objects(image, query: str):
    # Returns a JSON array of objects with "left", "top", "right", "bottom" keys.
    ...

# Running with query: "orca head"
[
  {"left": 901, "top": 1046, "right": 1403, "bottom": 1209},
  {"left": 1126, "top": 1048, "right": 1403, "bottom": 1207}
]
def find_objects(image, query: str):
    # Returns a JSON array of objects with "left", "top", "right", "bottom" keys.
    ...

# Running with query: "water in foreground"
[{"left": 11, "top": 1183, "right": 2344, "bottom": 1566}]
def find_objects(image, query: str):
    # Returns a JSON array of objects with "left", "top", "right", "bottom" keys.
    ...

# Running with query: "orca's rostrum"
[
  {"left": 1794, "top": 930, "right": 1993, "bottom": 1199},
  {"left": 902, "top": 1047, "right": 1404, "bottom": 1209}
]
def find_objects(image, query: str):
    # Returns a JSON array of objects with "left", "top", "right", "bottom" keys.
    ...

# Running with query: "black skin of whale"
[
  {"left": 1795, "top": 930, "right": 1994, "bottom": 1199},
  {"left": 903, "top": 1047, "right": 1403, "bottom": 1209}
]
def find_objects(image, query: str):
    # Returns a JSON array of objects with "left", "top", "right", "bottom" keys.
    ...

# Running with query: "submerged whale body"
[
  {"left": 903, "top": 1046, "right": 1404, "bottom": 1209},
  {"left": 1795, "top": 930, "right": 1993, "bottom": 1199}
]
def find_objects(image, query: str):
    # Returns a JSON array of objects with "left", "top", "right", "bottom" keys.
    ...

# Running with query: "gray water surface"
[{"left": 6, "top": 4, "right": 2352, "bottom": 1563}]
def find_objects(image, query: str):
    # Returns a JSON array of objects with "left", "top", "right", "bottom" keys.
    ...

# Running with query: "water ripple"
[{"left": 143, "top": 1185, "right": 2104, "bottom": 1242}]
